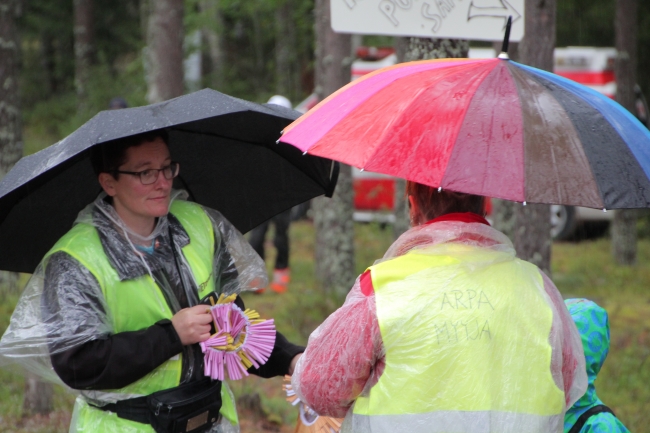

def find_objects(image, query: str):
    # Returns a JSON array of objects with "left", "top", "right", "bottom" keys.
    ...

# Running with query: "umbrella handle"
[{"left": 325, "top": 161, "right": 340, "bottom": 198}]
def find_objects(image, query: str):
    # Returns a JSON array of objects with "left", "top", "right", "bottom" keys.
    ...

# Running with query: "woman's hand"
[
  {"left": 171, "top": 305, "right": 213, "bottom": 345},
  {"left": 288, "top": 353, "right": 302, "bottom": 376}
]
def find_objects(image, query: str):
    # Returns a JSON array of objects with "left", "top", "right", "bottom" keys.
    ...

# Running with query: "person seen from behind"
[
  {"left": 291, "top": 182, "right": 588, "bottom": 433},
  {"left": 248, "top": 95, "right": 295, "bottom": 293},
  {"left": 563, "top": 299, "right": 631, "bottom": 433}
]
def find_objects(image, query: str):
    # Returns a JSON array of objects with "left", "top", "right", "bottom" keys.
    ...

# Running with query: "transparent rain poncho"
[
  {"left": 292, "top": 219, "right": 588, "bottom": 433},
  {"left": 0, "top": 190, "right": 267, "bottom": 433}
]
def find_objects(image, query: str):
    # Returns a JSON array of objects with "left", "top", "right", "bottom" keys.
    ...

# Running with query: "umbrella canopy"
[
  {"left": 280, "top": 57, "right": 650, "bottom": 211},
  {"left": 0, "top": 88, "right": 337, "bottom": 273}
]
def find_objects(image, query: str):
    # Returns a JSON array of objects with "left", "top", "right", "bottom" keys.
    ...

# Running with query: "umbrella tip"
[
  {"left": 499, "top": 16, "right": 513, "bottom": 59},
  {"left": 498, "top": 52, "right": 510, "bottom": 60}
]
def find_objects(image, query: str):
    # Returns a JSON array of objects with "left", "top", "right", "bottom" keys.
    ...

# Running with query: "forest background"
[
  {"left": 1, "top": 0, "right": 650, "bottom": 432},
  {"left": 17, "top": 0, "right": 650, "bottom": 155}
]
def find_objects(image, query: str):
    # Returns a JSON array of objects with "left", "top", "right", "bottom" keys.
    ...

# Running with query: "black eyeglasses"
[{"left": 114, "top": 162, "right": 180, "bottom": 185}]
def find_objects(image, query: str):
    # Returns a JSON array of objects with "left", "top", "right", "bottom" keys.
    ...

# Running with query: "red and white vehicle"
[{"left": 296, "top": 47, "right": 649, "bottom": 239}]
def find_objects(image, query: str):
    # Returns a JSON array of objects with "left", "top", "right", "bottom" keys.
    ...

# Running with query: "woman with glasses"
[{"left": 33, "top": 130, "right": 303, "bottom": 433}]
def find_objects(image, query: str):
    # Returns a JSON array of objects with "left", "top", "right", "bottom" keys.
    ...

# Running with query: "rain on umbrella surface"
[
  {"left": 280, "top": 56, "right": 650, "bottom": 211},
  {"left": 0, "top": 89, "right": 338, "bottom": 273}
]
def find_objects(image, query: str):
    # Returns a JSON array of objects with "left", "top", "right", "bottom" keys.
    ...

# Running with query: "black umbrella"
[{"left": 0, "top": 89, "right": 338, "bottom": 273}]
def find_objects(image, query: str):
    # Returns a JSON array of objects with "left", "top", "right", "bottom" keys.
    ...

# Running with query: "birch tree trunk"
[
  {"left": 1, "top": 0, "right": 54, "bottom": 415},
  {"left": 312, "top": 0, "right": 354, "bottom": 299},
  {"left": 392, "top": 37, "right": 469, "bottom": 240},
  {"left": 512, "top": 0, "right": 556, "bottom": 276},
  {"left": 146, "top": 0, "right": 184, "bottom": 103},
  {"left": 73, "top": 0, "right": 94, "bottom": 113},
  {"left": 0, "top": 0, "right": 22, "bottom": 294},
  {"left": 612, "top": 0, "right": 638, "bottom": 265}
]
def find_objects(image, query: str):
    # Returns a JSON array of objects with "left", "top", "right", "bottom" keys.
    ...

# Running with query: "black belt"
[
  {"left": 95, "top": 394, "right": 151, "bottom": 424},
  {"left": 90, "top": 378, "right": 223, "bottom": 433}
]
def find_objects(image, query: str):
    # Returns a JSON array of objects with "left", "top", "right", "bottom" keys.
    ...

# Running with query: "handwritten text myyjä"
[{"left": 433, "top": 318, "right": 492, "bottom": 344}]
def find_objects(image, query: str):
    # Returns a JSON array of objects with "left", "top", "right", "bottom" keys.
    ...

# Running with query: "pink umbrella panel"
[{"left": 280, "top": 57, "right": 650, "bottom": 210}]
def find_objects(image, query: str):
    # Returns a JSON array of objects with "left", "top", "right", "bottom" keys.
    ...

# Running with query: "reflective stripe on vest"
[
  {"left": 350, "top": 243, "right": 565, "bottom": 433},
  {"left": 45, "top": 200, "right": 237, "bottom": 426}
]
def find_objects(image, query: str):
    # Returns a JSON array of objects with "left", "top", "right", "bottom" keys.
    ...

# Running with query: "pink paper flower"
[{"left": 200, "top": 294, "right": 276, "bottom": 381}]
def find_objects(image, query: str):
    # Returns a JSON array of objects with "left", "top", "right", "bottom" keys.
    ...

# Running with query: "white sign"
[{"left": 331, "top": 0, "right": 524, "bottom": 42}]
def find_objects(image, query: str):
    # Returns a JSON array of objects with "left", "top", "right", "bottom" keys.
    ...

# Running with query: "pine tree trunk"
[
  {"left": 41, "top": 31, "right": 57, "bottom": 95},
  {"left": 146, "top": 0, "right": 184, "bottom": 103},
  {"left": 392, "top": 37, "right": 469, "bottom": 240},
  {"left": 1, "top": 0, "right": 55, "bottom": 415},
  {"left": 491, "top": 199, "right": 516, "bottom": 239},
  {"left": 200, "top": 0, "right": 225, "bottom": 91},
  {"left": 512, "top": 0, "right": 556, "bottom": 276},
  {"left": 251, "top": 9, "right": 265, "bottom": 95},
  {"left": 612, "top": 0, "right": 638, "bottom": 265},
  {"left": 73, "top": 0, "right": 94, "bottom": 113},
  {"left": 312, "top": 0, "right": 354, "bottom": 299},
  {"left": 23, "top": 373, "right": 54, "bottom": 415},
  {"left": 275, "top": 0, "right": 297, "bottom": 99}
]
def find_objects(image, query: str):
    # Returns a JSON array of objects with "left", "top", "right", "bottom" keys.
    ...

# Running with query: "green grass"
[
  {"left": 552, "top": 238, "right": 650, "bottom": 430},
  {"left": 1, "top": 223, "right": 648, "bottom": 432}
]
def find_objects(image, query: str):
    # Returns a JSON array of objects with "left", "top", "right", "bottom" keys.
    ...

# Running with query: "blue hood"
[{"left": 563, "top": 298, "right": 610, "bottom": 431}]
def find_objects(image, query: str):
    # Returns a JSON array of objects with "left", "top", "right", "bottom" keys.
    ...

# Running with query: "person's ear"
[
  {"left": 98, "top": 172, "right": 117, "bottom": 196},
  {"left": 408, "top": 195, "right": 420, "bottom": 226}
]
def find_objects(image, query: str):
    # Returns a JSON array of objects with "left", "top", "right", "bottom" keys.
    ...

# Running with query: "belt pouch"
[{"left": 146, "top": 378, "right": 222, "bottom": 433}]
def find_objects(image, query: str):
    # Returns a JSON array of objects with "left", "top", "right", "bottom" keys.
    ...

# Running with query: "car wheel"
[{"left": 550, "top": 205, "right": 577, "bottom": 241}]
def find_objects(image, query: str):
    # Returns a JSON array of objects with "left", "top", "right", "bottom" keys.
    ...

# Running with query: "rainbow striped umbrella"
[{"left": 280, "top": 57, "right": 650, "bottom": 210}]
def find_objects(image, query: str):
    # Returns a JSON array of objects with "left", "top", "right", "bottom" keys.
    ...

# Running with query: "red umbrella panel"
[{"left": 280, "top": 58, "right": 650, "bottom": 210}]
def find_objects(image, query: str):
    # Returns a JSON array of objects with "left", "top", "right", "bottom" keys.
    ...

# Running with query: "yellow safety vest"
[
  {"left": 45, "top": 200, "right": 237, "bottom": 432},
  {"left": 350, "top": 243, "right": 565, "bottom": 433}
]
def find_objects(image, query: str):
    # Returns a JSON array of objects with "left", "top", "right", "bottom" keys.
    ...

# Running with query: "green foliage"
[
  {"left": 557, "top": 0, "right": 650, "bottom": 107},
  {"left": 18, "top": 0, "right": 145, "bottom": 154},
  {"left": 22, "top": 57, "right": 148, "bottom": 155},
  {"left": 184, "top": 0, "right": 315, "bottom": 104},
  {"left": 557, "top": 0, "right": 614, "bottom": 48}
]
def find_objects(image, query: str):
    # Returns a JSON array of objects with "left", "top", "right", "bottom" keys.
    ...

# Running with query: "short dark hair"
[
  {"left": 90, "top": 129, "right": 169, "bottom": 177},
  {"left": 406, "top": 181, "right": 485, "bottom": 221}
]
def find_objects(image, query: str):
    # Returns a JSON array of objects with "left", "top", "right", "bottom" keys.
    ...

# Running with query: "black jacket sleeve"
[
  {"left": 51, "top": 320, "right": 183, "bottom": 390},
  {"left": 234, "top": 296, "right": 304, "bottom": 378},
  {"left": 248, "top": 331, "right": 305, "bottom": 378}
]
